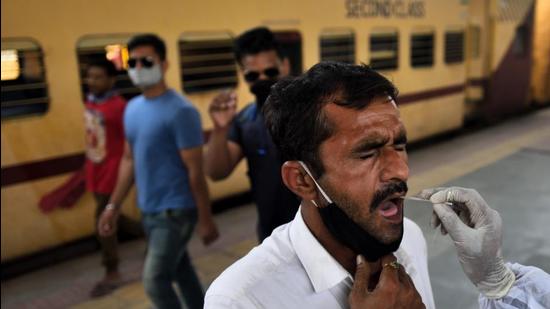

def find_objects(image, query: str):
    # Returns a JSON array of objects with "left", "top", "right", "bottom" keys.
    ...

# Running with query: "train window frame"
[
  {"left": 444, "top": 28, "right": 465, "bottom": 64},
  {"left": 410, "top": 28, "right": 435, "bottom": 68},
  {"left": 179, "top": 32, "right": 238, "bottom": 94},
  {"left": 1, "top": 37, "right": 50, "bottom": 120},
  {"left": 369, "top": 28, "right": 399, "bottom": 71},
  {"left": 319, "top": 28, "right": 355, "bottom": 64},
  {"left": 76, "top": 34, "right": 142, "bottom": 102}
]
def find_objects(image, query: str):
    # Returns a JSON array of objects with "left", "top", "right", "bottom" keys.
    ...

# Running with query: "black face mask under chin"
[
  {"left": 250, "top": 79, "right": 278, "bottom": 109},
  {"left": 298, "top": 161, "right": 403, "bottom": 262},
  {"left": 317, "top": 201, "right": 402, "bottom": 262}
]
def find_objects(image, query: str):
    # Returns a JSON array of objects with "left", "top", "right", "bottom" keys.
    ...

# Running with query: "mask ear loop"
[
  {"left": 390, "top": 99, "right": 397, "bottom": 108},
  {"left": 298, "top": 161, "right": 334, "bottom": 206}
]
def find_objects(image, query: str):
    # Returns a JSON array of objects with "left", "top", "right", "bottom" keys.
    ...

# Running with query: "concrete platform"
[{"left": 2, "top": 108, "right": 549, "bottom": 309}]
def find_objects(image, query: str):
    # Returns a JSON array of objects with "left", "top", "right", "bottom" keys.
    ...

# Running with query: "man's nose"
[{"left": 381, "top": 148, "right": 409, "bottom": 182}]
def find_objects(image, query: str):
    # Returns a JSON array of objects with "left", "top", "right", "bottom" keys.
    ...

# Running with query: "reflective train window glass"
[
  {"left": 468, "top": 25, "right": 480, "bottom": 59},
  {"left": 179, "top": 32, "right": 237, "bottom": 94},
  {"left": 1, "top": 38, "right": 49, "bottom": 119},
  {"left": 273, "top": 31, "right": 303, "bottom": 76},
  {"left": 319, "top": 29, "right": 355, "bottom": 64},
  {"left": 76, "top": 34, "right": 141, "bottom": 101},
  {"left": 411, "top": 30, "right": 435, "bottom": 68},
  {"left": 445, "top": 30, "right": 465, "bottom": 64},
  {"left": 2, "top": 50, "right": 20, "bottom": 80},
  {"left": 370, "top": 29, "right": 399, "bottom": 70}
]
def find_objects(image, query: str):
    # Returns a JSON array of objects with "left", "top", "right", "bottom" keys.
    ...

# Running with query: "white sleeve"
[
  {"left": 204, "top": 294, "right": 248, "bottom": 309},
  {"left": 478, "top": 263, "right": 550, "bottom": 309}
]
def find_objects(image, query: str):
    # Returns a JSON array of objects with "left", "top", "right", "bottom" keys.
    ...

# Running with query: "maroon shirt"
[{"left": 84, "top": 93, "right": 126, "bottom": 194}]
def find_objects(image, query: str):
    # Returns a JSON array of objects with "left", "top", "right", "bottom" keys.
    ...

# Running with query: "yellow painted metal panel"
[
  {"left": 1, "top": 176, "right": 140, "bottom": 261},
  {"left": 400, "top": 94, "right": 465, "bottom": 142}
]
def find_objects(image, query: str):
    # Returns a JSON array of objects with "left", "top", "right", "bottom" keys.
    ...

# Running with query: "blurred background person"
[
  {"left": 97, "top": 34, "right": 219, "bottom": 309},
  {"left": 205, "top": 27, "right": 300, "bottom": 242},
  {"left": 83, "top": 59, "right": 142, "bottom": 298}
]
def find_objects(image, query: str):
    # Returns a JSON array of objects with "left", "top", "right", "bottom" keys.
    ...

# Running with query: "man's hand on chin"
[{"left": 348, "top": 254, "right": 425, "bottom": 309}]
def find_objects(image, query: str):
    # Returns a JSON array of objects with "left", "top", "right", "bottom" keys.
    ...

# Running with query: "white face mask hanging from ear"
[{"left": 298, "top": 161, "right": 403, "bottom": 262}]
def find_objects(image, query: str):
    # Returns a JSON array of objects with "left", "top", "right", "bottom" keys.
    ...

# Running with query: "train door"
[
  {"left": 464, "top": 0, "right": 489, "bottom": 121},
  {"left": 464, "top": 23, "right": 485, "bottom": 121},
  {"left": 483, "top": 0, "right": 534, "bottom": 121},
  {"left": 531, "top": 0, "right": 550, "bottom": 105}
]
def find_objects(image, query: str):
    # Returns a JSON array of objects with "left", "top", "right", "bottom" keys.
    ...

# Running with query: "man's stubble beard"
[{"left": 321, "top": 180, "right": 404, "bottom": 245}]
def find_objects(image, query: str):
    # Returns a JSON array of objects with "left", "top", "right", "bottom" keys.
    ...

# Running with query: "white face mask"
[{"left": 128, "top": 64, "right": 162, "bottom": 88}]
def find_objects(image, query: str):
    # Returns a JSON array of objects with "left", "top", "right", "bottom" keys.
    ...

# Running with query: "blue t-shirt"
[{"left": 124, "top": 89, "right": 203, "bottom": 213}]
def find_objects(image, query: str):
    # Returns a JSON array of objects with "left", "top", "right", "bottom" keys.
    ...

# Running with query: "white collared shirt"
[{"left": 205, "top": 208, "right": 436, "bottom": 308}]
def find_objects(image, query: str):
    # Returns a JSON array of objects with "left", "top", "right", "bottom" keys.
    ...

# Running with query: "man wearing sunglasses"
[
  {"left": 205, "top": 27, "right": 300, "bottom": 242},
  {"left": 98, "top": 34, "right": 219, "bottom": 309}
]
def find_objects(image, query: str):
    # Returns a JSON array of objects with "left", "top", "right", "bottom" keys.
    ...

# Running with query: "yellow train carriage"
[
  {"left": 531, "top": 0, "right": 550, "bottom": 105},
  {"left": 1, "top": 0, "right": 538, "bottom": 263}
]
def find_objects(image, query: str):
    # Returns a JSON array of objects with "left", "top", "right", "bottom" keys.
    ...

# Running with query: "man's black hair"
[
  {"left": 234, "top": 27, "right": 284, "bottom": 65},
  {"left": 263, "top": 61, "right": 399, "bottom": 177},
  {"left": 87, "top": 59, "right": 118, "bottom": 77},
  {"left": 127, "top": 34, "right": 167, "bottom": 61}
]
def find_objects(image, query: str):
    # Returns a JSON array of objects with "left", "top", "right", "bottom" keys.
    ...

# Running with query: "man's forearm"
[
  {"left": 205, "top": 128, "right": 234, "bottom": 179},
  {"left": 188, "top": 171, "right": 213, "bottom": 222},
  {"left": 108, "top": 158, "right": 134, "bottom": 209}
]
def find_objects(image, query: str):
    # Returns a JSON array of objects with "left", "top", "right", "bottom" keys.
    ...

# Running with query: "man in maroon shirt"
[{"left": 84, "top": 59, "right": 141, "bottom": 297}]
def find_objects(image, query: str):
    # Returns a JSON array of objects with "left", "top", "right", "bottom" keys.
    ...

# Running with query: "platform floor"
[{"left": 2, "top": 108, "right": 549, "bottom": 309}]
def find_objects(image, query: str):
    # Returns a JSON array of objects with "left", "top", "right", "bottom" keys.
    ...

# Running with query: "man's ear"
[
  {"left": 280, "top": 57, "right": 290, "bottom": 76},
  {"left": 108, "top": 76, "right": 117, "bottom": 89},
  {"left": 281, "top": 161, "right": 318, "bottom": 201},
  {"left": 161, "top": 59, "right": 169, "bottom": 73}
]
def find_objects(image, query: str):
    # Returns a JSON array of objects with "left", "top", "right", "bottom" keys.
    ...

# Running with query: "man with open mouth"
[{"left": 205, "top": 61, "right": 431, "bottom": 308}]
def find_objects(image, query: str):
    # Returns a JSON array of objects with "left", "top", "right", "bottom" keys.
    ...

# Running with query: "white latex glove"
[{"left": 418, "top": 187, "right": 516, "bottom": 299}]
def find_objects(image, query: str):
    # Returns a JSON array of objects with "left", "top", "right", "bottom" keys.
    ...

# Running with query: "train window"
[
  {"left": 1, "top": 50, "right": 20, "bottom": 80},
  {"left": 76, "top": 34, "right": 141, "bottom": 101},
  {"left": 1, "top": 38, "right": 49, "bottom": 119},
  {"left": 179, "top": 32, "right": 237, "bottom": 94},
  {"left": 370, "top": 29, "right": 399, "bottom": 70},
  {"left": 273, "top": 31, "right": 303, "bottom": 76},
  {"left": 319, "top": 29, "right": 355, "bottom": 64},
  {"left": 445, "top": 30, "right": 464, "bottom": 64},
  {"left": 411, "top": 30, "right": 435, "bottom": 68},
  {"left": 468, "top": 25, "right": 481, "bottom": 59}
]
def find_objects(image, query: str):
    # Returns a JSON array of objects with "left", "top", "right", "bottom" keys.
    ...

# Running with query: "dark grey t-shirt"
[{"left": 228, "top": 103, "right": 299, "bottom": 241}]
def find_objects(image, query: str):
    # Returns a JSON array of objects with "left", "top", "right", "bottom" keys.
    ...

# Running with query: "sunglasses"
[
  {"left": 244, "top": 67, "right": 280, "bottom": 83},
  {"left": 127, "top": 56, "right": 155, "bottom": 68}
]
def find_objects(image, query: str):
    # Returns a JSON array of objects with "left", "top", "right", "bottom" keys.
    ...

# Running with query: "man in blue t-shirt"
[
  {"left": 205, "top": 27, "right": 300, "bottom": 242},
  {"left": 98, "top": 34, "right": 218, "bottom": 309}
]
